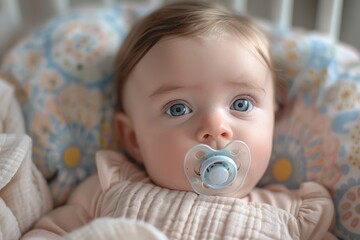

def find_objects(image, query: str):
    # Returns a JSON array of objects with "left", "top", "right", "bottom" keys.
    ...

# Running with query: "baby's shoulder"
[
  {"left": 250, "top": 182, "right": 335, "bottom": 240},
  {"left": 95, "top": 150, "right": 148, "bottom": 191},
  {"left": 251, "top": 181, "right": 332, "bottom": 214},
  {"left": 67, "top": 151, "right": 148, "bottom": 215}
]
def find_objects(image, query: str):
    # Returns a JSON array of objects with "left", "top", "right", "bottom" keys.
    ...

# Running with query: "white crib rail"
[
  {"left": 316, "top": 0, "right": 343, "bottom": 41},
  {"left": 0, "top": 0, "right": 354, "bottom": 59},
  {"left": 269, "top": 0, "right": 294, "bottom": 30},
  {"left": 51, "top": 0, "right": 68, "bottom": 16},
  {"left": 0, "top": 0, "right": 22, "bottom": 56},
  {"left": 231, "top": 0, "right": 294, "bottom": 29},
  {"left": 26, "top": 0, "right": 345, "bottom": 42},
  {"left": 0, "top": 0, "right": 21, "bottom": 26},
  {"left": 51, "top": 0, "right": 164, "bottom": 15},
  {"left": 232, "top": 0, "right": 342, "bottom": 41},
  {"left": 232, "top": 0, "right": 247, "bottom": 14}
]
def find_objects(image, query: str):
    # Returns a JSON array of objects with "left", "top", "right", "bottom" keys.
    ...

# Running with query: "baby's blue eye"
[
  {"left": 166, "top": 103, "right": 192, "bottom": 116},
  {"left": 231, "top": 98, "right": 253, "bottom": 112}
]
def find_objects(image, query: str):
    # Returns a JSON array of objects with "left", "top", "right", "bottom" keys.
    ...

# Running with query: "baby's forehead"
[
  {"left": 122, "top": 33, "right": 275, "bottom": 113},
  {"left": 151, "top": 32, "right": 271, "bottom": 70},
  {"left": 132, "top": 35, "right": 272, "bottom": 84}
]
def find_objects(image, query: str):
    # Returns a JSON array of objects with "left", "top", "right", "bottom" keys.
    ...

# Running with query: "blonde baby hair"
[{"left": 115, "top": 1, "right": 274, "bottom": 112}]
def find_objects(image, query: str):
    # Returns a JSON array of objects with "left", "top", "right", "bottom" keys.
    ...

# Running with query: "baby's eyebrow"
[
  {"left": 149, "top": 79, "right": 267, "bottom": 98},
  {"left": 227, "top": 80, "right": 266, "bottom": 95},
  {"left": 149, "top": 84, "right": 186, "bottom": 98}
]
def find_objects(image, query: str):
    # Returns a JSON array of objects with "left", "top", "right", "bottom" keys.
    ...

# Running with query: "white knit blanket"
[{"left": 0, "top": 80, "right": 52, "bottom": 240}]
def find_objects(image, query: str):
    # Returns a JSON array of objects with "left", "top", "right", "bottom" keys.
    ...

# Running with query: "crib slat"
[
  {"left": 102, "top": 0, "right": 114, "bottom": 6},
  {"left": 270, "top": 0, "right": 294, "bottom": 29},
  {"left": 232, "top": 0, "right": 248, "bottom": 14},
  {"left": 0, "top": 0, "right": 23, "bottom": 58},
  {"left": 1, "top": 0, "right": 22, "bottom": 27},
  {"left": 316, "top": 0, "right": 343, "bottom": 40},
  {"left": 51, "top": 0, "right": 70, "bottom": 15}
]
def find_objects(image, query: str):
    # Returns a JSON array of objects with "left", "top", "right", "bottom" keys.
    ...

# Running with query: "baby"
[{"left": 23, "top": 1, "right": 337, "bottom": 239}]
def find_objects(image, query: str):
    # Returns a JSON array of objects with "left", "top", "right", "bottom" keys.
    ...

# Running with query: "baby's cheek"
[
  {"left": 251, "top": 146, "right": 272, "bottom": 177},
  {"left": 143, "top": 147, "right": 191, "bottom": 190}
]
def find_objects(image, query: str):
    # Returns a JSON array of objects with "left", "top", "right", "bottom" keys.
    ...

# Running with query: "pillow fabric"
[
  {"left": 1, "top": 4, "right": 360, "bottom": 239},
  {"left": 260, "top": 29, "right": 360, "bottom": 240},
  {"left": 0, "top": 3, "right": 153, "bottom": 205}
]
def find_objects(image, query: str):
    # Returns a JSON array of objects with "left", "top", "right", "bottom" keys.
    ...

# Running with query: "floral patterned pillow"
[
  {"left": 0, "top": 3, "right": 153, "bottom": 205},
  {"left": 260, "top": 30, "right": 360, "bottom": 240},
  {"left": 1, "top": 3, "right": 360, "bottom": 239}
]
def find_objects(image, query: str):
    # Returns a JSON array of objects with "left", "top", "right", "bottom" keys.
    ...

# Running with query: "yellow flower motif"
[
  {"left": 63, "top": 146, "right": 81, "bottom": 168},
  {"left": 272, "top": 158, "right": 292, "bottom": 182}
]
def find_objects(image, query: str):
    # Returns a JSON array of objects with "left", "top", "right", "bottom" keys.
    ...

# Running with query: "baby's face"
[{"left": 119, "top": 35, "right": 275, "bottom": 197}]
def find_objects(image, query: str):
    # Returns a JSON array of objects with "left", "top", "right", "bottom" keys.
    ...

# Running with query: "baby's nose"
[{"left": 196, "top": 110, "right": 233, "bottom": 146}]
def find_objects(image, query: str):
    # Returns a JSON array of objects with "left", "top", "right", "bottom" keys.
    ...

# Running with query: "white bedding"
[{"left": 0, "top": 80, "right": 52, "bottom": 240}]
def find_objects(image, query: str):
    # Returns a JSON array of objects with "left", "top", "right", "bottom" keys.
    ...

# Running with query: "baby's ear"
[{"left": 114, "top": 113, "right": 143, "bottom": 163}]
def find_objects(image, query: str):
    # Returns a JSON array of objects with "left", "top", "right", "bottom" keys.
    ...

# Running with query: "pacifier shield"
[{"left": 184, "top": 140, "right": 251, "bottom": 196}]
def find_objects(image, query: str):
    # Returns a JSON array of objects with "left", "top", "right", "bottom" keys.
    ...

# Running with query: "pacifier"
[{"left": 184, "top": 140, "right": 251, "bottom": 196}]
